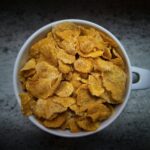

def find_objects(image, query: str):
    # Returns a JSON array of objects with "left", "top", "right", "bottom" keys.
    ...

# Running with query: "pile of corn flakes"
[{"left": 19, "top": 22, "right": 127, "bottom": 132}]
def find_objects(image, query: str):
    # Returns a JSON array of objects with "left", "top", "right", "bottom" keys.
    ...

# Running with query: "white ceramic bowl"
[{"left": 13, "top": 19, "right": 133, "bottom": 138}]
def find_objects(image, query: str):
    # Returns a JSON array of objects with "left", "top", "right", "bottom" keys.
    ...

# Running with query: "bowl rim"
[{"left": 13, "top": 19, "right": 132, "bottom": 138}]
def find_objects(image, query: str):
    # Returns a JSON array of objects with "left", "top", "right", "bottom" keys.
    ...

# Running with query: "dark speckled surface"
[{"left": 0, "top": 0, "right": 150, "bottom": 150}]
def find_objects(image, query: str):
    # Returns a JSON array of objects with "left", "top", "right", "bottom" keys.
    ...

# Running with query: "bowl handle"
[{"left": 131, "top": 66, "right": 150, "bottom": 90}]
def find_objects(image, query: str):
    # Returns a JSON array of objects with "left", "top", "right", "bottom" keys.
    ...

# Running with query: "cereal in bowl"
[{"left": 19, "top": 22, "right": 127, "bottom": 132}]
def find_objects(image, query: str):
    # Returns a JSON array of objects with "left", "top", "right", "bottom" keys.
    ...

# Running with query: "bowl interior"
[{"left": 13, "top": 19, "right": 132, "bottom": 137}]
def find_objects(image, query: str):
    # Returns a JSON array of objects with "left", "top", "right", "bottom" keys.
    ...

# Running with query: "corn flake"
[
  {"left": 52, "top": 22, "right": 80, "bottom": 41},
  {"left": 43, "top": 113, "right": 66, "bottom": 128},
  {"left": 102, "top": 47, "right": 112, "bottom": 60},
  {"left": 21, "top": 58, "right": 36, "bottom": 72},
  {"left": 76, "top": 117, "right": 99, "bottom": 131},
  {"left": 74, "top": 57, "right": 93, "bottom": 73},
  {"left": 76, "top": 84, "right": 96, "bottom": 106},
  {"left": 20, "top": 58, "right": 36, "bottom": 79},
  {"left": 94, "top": 58, "right": 114, "bottom": 72},
  {"left": 55, "top": 81, "right": 74, "bottom": 97},
  {"left": 35, "top": 61, "right": 59, "bottom": 79},
  {"left": 58, "top": 60, "right": 72, "bottom": 74},
  {"left": 78, "top": 36, "right": 105, "bottom": 54},
  {"left": 111, "top": 49, "right": 125, "bottom": 70},
  {"left": 19, "top": 93, "right": 33, "bottom": 116},
  {"left": 34, "top": 98, "right": 66, "bottom": 120},
  {"left": 79, "top": 26, "right": 103, "bottom": 41},
  {"left": 68, "top": 118, "right": 81, "bottom": 132},
  {"left": 102, "top": 65, "right": 127, "bottom": 103},
  {"left": 70, "top": 73, "right": 82, "bottom": 90},
  {"left": 57, "top": 48, "right": 75, "bottom": 64},
  {"left": 26, "top": 74, "right": 62, "bottom": 99},
  {"left": 30, "top": 35, "right": 58, "bottom": 66},
  {"left": 88, "top": 74, "right": 104, "bottom": 97},
  {"left": 52, "top": 96, "right": 76, "bottom": 108},
  {"left": 86, "top": 101, "right": 112, "bottom": 122}
]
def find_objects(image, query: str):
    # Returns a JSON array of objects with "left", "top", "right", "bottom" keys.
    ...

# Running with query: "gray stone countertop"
[{"left": 0, "top": 0, "right": 150, "bottom": 150}]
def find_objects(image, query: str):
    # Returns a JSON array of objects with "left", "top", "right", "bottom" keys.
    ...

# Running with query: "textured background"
[{"left": 0, "top": 0, "right": 150, "bottom": 150}]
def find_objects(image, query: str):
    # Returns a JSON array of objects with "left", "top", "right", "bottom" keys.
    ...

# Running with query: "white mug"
[{"left": 13, "top": 19, "right": 150, "bottom": 138}]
